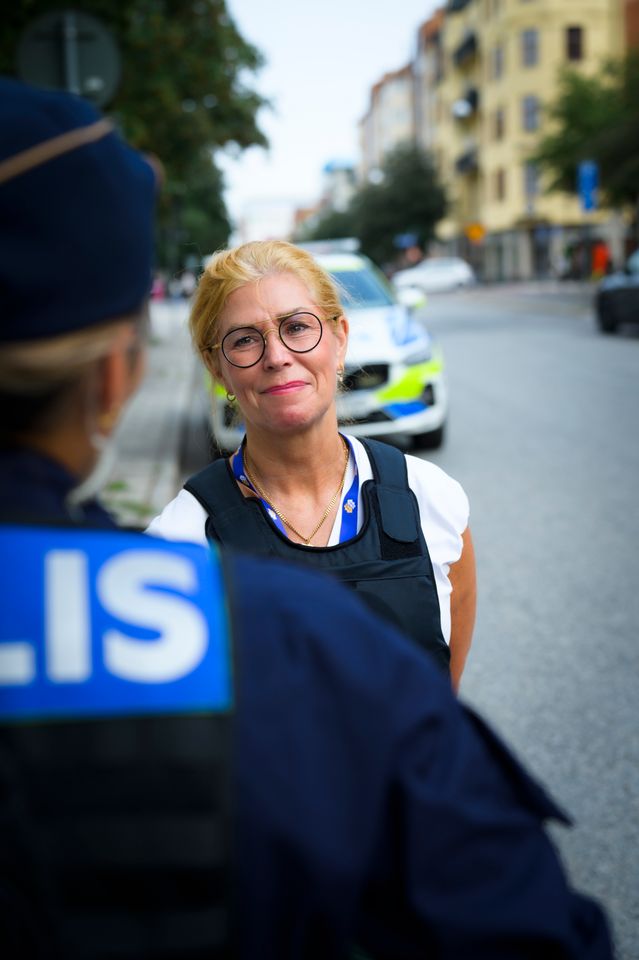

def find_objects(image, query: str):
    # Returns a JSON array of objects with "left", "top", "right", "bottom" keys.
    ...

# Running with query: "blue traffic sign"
[{"left": 578, "top": 160, "right": 599, "bottom": 212}]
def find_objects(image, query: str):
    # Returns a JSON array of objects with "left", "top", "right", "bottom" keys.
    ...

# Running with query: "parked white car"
[
  {"left": 393, "top": 256, "right": 476, "bottom": 294},
  {"left": 208, "top": 251, "right": 448, "bottom": 452}
]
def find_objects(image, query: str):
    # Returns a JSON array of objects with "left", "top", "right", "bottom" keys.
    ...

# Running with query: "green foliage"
[
  {"left": 1, "top": 0, "right": 268, "bottom": 266},
  {"left": 351, "top": 146, "right": 447, "bottom": 266},
  {"left": 531, "top": 53, "right": 639, "bottom": 212},
  {"left": 301, "top": 145, "right": 447, "bottom": 268},
  {"left": 158, "top": 147, "right": 231, "bottom": 269},
  {"left": 295, "top": 207, "right": 355, "bottom": 243}
]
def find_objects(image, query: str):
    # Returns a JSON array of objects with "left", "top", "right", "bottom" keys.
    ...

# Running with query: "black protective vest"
[
  {"left": 186, "top": 438, "right": 449, "bottom": 673},
  {"left": 0, "top": 525, "right": 234, "bottom": 960}
]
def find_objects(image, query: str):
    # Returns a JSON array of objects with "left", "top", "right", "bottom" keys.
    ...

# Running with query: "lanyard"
[{"left": 232, "top": 436, "right": 360, "bottom": 544}]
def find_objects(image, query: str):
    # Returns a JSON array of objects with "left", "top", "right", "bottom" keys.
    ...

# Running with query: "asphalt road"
[
  {"left": 180, "top": 283, "right": 638, "bottom": 956},
  {"left": 417, "top": 284, "right": 638, "bottom": 959}
]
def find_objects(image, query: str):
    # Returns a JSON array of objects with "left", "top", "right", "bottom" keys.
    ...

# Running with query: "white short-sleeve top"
[{"left": 146, "top": 435, "right": 469, "bottom": 644}]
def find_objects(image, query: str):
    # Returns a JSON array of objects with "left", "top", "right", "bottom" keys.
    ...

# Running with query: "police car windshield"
[{"left": 330, "top": 268, "right": 395, "bottom": 309}]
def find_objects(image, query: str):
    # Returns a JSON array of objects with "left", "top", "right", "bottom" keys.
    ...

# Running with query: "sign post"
[
  {"left": 17, "top": 10, "right": 121, "bottom": 108},
  {"left": 577, "top": 160, "right": 599, "bottom": 213}
]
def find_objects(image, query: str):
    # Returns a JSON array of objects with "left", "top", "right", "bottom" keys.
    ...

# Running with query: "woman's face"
[{"left": 212, "top": 273, "right": 348, "bottom": 439}]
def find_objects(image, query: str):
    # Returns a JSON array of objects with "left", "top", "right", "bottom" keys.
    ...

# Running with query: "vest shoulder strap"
[
  {"left": 185, "top": 458, "right": 236, "bottom": 518},
  {"left": 185, "top": 458, "right": 272, "bottom": 550},
  {"left": 359, "top": 438, "right": 421, "bottom": 544}
]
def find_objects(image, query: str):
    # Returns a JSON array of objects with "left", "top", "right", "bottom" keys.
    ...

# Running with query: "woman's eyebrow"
[
  {"left": 274, "top": 307, "right": 309, "bottom": 319},
  {"left": 225, "top": 308, "right": 311, "bottom": 331}
]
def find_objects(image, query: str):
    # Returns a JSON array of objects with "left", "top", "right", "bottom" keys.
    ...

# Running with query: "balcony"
[
  {"left": 455, "top": 148, "right": 478, "bottom": 174},
  {"left": 465, "top": 87, "right": 479, "bottom": 110},
  {"left": 453, "top": 32, "right": 478, "bottom": 67},
  {"left": 448, "top": 0, "right": 473, "bottom": 12},
  {"left": 451, "top": 86, "right": 479, "bottom": 119}
]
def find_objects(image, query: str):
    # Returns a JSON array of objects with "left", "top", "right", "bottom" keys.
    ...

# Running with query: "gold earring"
[
  {"left": 226, "top": 392, "right": 236, "bottom": 403},
  {"left": 97, "top": 408, "right": 119, "bottom": 433}
]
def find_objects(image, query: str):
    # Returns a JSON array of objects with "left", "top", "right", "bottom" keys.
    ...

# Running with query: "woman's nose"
[{"left": 262, "top": 328, "right": 291, "bottom": 364}]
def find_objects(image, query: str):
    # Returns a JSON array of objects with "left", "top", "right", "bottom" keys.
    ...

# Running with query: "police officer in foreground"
[{"left": 0, "top": 78, "right": 613, "bottom": 959}]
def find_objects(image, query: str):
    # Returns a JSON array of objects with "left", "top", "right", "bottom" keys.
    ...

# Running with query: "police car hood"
[{"left": 344, "top": 304, "right": 430, "bottom": 364}]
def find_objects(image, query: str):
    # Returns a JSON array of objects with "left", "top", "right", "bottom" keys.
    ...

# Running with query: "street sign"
[
  {"left": 393, "top": 232, "right": 419, "bottom": 250},
  {"left": 464, "top": 222, "right": 485, "bottom": 244},
  {"left": 577, "top": 160, "right": 599, "bottom": 212},
  {"left": 17, "top": 10, "right": 121, "bottom": 107}
]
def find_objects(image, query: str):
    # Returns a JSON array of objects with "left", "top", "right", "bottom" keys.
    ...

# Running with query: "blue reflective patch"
[
  {"left": 383, "top": 401, "right": 427, "bottom": 418},
  {"left": 0, "top": 527, "right": 233, "bottom": 722}
]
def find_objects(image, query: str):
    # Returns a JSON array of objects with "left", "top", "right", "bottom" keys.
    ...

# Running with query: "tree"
[
  {"left": 294, "top": 208, "right": 355, "bottom": 244},
  {"left": 298, "top": 145, "right": 447, "bottom": 267},
  {"left": 350, "top": 145, "right": 447, "bottom": 267},
  {"left": 531, "top": 53, "right": 639, "bottom": 219},
  {"left": 1, "top": 0, "right": 268, "bottom": 265}
]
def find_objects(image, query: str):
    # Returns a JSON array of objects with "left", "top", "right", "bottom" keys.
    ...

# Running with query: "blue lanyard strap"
[
  {"left": 231, "top": 436, "right": 360, "bottom": 545},
  {"left": 339, "top": 436, "right": 359, "bottom": 541},
  {"left": 232, "top": 442, "right": 288, "bottom": 537}
]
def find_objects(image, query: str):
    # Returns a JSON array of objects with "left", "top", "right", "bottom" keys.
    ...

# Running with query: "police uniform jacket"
[{"left": 0, "top": 448, "right": 613, "bottom": 960}]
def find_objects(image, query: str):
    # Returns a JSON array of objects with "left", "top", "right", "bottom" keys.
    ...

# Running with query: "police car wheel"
[{"left": 411, "top": 423, "right": 445, "bottom": 451}]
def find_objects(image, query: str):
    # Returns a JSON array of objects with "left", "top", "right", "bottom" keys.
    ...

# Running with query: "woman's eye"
[
  {"left": 231, "top": 331, "right": 260, "bottom": 349},
  {"left": 283, "top": 317, "right": 311, "bottom": 337}
]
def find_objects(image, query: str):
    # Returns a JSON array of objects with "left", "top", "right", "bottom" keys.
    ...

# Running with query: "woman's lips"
[{"left": 263, "top": 381, "right": 307, "bottom": 395}]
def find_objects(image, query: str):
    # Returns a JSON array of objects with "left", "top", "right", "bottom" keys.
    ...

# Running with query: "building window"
[
  {"left": 524, "top": 162, "right": 539, "bottom": 197},
  {"left": 494, "top": 107, "right": 505, "bottom": 140},
  {"left": 566, "top": 26, "right": 583, "bottom": 61},
  {"left": 522, "top": 94, "right": 540, "bottom": 131},
  {"left": 521, "top": 28, "right": 539, "bottom": 66},
  {"left": 491, "top": 43, "right": 504, "bottom": 80},
  {"left": 495, "top": 168, "right": 506, "bottom": 201}
]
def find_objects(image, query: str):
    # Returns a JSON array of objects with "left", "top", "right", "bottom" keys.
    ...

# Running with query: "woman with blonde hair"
[
  {"left": 0, "top": 77, "right": 615, "bottom": 960},
  {"left": 150, "top": 240, "right": 476, "bottom": 687}
]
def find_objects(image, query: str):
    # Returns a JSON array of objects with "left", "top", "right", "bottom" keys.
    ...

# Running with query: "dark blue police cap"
[{"left": 0, "top": 77, "right": 156, "bottom": 343}]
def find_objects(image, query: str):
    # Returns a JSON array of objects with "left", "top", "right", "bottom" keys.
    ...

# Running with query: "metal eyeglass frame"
[{"left": 208, "top": 312, "right": 335, "bottom": 368}]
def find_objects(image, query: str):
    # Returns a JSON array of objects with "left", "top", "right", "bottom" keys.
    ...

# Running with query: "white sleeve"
[
  {"left": 405, "top": 454, "right": 470, "bottom": 644},
  {"left": 146, "top": 489, "right": 210, "bottom": 547},
  {"left": 405, "top": 455, "right": 469, "bottom": 561}
]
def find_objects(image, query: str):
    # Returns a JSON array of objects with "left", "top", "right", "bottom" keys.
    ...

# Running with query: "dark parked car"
[{"left": 595, "top": 249, "right": 639, "bottom": 333}]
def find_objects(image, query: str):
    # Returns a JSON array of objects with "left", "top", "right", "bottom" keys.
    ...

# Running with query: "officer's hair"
[
  {"left": 0, "top": 311, "right": 147, "bottom": 440},
  {"left": 191, "top": 240, "right": 344, "bottom": 371}
]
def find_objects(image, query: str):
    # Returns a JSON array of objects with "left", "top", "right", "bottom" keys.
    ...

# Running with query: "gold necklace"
[{"left": 243, "top": 438, "right": 350, "bottom": 546}]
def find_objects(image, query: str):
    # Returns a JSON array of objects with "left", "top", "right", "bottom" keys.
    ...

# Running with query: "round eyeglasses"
[{"left": 210, "top": 312, "right": 326, "bottom": 368}]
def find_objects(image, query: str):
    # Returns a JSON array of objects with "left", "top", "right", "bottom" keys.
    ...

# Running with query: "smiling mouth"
[{"left": 263, "top": 381, "right": 307, "bottom": 395}]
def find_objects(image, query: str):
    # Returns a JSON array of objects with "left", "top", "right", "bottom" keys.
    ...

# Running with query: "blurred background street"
[
  {"left": 4, "top": 0, "right": 638, "bottom": 954},
  {"left": 104, "top": 283, "right": 638, "bottom": 958}
]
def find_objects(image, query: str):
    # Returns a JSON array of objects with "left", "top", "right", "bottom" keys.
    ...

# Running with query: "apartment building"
[
  {"left": 359, "top": 0, "right": 626, "bottom": 279},
  {"left": 414, "top": 8, "right": 446, "bottom": 153},
  {"left": 358, "top": 63, "right": 416, "bottom": 183},
  {"left": 439, "top": 0, "right": 624, "bottom": 279}
]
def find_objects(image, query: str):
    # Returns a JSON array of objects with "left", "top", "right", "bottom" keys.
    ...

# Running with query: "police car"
[{"left": 209, "top": 250, "right": 447, "bottom": 451}]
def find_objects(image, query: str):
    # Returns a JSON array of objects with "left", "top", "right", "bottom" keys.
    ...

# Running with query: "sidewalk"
[{"left": 101, "top": 299, "right": 201, "bottom": 528}]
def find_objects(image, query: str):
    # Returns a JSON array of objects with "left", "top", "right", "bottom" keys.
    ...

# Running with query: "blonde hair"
[
  {"left": 0, "top": 311, "right": 147, "bottom": 438},
  {"left": 190, "top": 240, "right": 345, "bottom": 361}
]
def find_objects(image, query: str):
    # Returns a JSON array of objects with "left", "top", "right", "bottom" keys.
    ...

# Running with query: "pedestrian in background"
[
  {"left": 0, "top": 77, "right": 613, "bottom": 959},
  {"left": 149, "top": 240, "right": 476, "bottom": 689}
]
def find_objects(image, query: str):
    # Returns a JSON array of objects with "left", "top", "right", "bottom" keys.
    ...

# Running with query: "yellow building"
[{"left": 435, "top": 0, "right": 625, "bottom": 279}]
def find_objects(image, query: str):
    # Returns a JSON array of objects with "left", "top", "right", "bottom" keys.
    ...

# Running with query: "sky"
[{"left": 221, "top": 0, "right": 440, "bottom": 229}]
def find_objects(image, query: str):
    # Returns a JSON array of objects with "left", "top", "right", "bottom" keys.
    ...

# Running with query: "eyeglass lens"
[{"left": 221, "top": 312, "right": 323, "bottom": 367}]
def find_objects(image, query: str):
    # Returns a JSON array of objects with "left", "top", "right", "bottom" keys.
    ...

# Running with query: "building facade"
[
  {"left": 358, "top": 64, "right": 416, "bottom": 183},
  {"left": 358, "top": 0, "right": 626, "bottom": 279}
]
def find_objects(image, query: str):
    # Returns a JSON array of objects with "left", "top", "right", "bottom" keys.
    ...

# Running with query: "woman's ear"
[
  {"left": 335, "top": 314, "right": 349, "bottom": 368},
  {"left": 97, "top": 325, "right": 145, "bottom": 436},
  {"left": 202, "top": 348, "right": 230, "bottom": 395}
]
